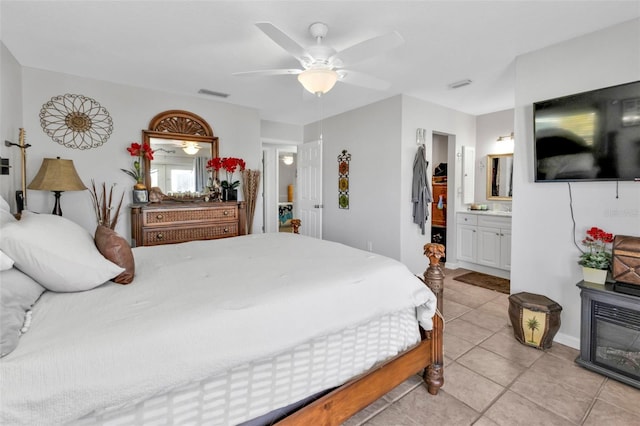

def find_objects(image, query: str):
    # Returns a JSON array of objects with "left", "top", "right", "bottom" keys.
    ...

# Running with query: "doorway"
[
  {"left": 278, "top": 151, "right": 297, "bottom": 232},
  {"left": 431, "top": 133, "right": 451, "bottom": 262}
]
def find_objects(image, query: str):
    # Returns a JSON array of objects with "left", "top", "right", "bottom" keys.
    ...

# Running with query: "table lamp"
[{"left": 28, "top": 157, "right": 86, "bottom": 216}]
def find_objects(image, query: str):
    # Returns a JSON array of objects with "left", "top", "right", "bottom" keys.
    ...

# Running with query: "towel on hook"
[{"left": 412, "top": 145, "right": 432, "bottom": 235}]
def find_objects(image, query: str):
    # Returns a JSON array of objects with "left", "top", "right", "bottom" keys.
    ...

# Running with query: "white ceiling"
[{"left": 2, "top": 1, "right": 639, "bottom": 125}]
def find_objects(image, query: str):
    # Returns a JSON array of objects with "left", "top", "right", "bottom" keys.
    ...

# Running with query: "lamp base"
[{"left": 52, "top": 191, "right": 63, "bottom": 216}]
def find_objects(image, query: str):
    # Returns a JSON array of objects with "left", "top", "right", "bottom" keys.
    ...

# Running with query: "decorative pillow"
[
  {"left": 0, "top": 194, "right": 16, "bottom": 227},
  {"left": 0, "top": 211, "right": 124, "bottom": 292},
  {"left": 0, "top": 250, "right": 15, "bottom": 271},
  {"left": 0, "top": 268, "right": 46, "bottom": 357},
  {"left": 94, "top": 225, "right": 135, "bottom": 284}
]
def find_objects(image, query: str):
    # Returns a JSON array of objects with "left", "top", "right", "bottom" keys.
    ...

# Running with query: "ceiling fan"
[{"left": 233, "top": 22, "right": 404, "bottom": 95}]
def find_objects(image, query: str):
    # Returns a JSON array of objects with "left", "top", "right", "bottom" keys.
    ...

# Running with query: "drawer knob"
[
  {"left": 223, "top": 228, "right": 229, "bottom": 233},
  {"left": 156, "top": 214, "right": 163, "bottom": 220},
  {"left": 156, "top": 233, "right": 164, "bottom": 240},
  {"left": 223, "top": 210, "right": 229, "bottom": 216}
]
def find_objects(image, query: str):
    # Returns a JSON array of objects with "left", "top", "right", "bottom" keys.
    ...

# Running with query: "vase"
[
  {"left": 582, "top": 267, "right": 607, "bottom": 285},
  {"left": 222, "top": 188, "right": 237, "bottom": 201}
]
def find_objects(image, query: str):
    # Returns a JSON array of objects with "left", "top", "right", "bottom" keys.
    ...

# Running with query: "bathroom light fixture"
[
  {"left": 298, "top": 68, "right": 338, "bottom": 96},
  {"left": 497, "top": 132, "right": 514, "bottom": 142},
  {"left": 282, "top": 155, "right": 294, "bottom": 166},
  {"left": 182, "top": 141, "right": 200, "bottom": 155}
]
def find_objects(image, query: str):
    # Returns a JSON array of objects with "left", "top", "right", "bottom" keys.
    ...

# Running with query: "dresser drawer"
[
  {"left": 143, "top": 206, "right": 238, "bottom": 226},
  {"left": 142, "top": 223, "right": 239, "bottom": 246}
]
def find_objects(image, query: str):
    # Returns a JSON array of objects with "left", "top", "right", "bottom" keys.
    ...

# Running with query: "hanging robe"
[{"left": 412, "top": 145, "right": 432, "bottom": 235}]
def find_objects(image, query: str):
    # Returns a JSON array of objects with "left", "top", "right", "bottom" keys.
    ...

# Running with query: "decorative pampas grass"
[{"left": 241, "top": 169, "right": 261, "bottom": 234}]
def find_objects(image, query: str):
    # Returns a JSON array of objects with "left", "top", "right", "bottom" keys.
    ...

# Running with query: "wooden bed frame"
[{"left": 276, "top": 243, "right": 445, "bottom": 425}]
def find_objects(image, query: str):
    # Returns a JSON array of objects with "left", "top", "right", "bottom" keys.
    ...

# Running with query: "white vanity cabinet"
[
  {"left": 456, "top": 214, "right": 478, "bottom": 263},
  {"left": 457, "top": 212, "right": 512, "bottom": 271}
]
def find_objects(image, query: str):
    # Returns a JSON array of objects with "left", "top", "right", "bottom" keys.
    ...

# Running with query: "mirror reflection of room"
[
  {"left": 278, "top": 152, "right": 296, "bottom": 232},
  {"left": 149, "top": 137, "right": 211, "bottom": 195},
  {"left": 487, "top": 153, "right": 514, "bottom": 200}
]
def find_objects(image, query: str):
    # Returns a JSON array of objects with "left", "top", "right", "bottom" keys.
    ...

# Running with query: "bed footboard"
[
  {"left": 422, "top": 243, "right": 445, "bottom": 395},
  {"left": 276, "top": 243, "right": 445, "bottom": 425}
]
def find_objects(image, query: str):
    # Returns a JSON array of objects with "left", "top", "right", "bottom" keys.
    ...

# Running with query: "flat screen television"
[{"left": 534, "top": 80, "right": 640, "bottom": 182}]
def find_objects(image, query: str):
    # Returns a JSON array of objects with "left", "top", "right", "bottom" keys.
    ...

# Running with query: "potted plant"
[
  {"left": 579, "top": 226, "right": 614, "bottom": 284},
  {"left": 121, "top": 142, "right": 154, "bottom": 190},
  {"left": 206, "top": 157, "right": 246, "bottom": 201}
]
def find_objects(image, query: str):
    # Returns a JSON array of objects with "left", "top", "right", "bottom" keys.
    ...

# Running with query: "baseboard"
[{"left": 553, "top": 332, "right": 580, "bottom": 350}]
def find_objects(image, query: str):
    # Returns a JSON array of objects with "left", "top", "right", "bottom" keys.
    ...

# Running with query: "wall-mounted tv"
[{"left": 534, "top": 80, "right": 640, "bottom": 182}]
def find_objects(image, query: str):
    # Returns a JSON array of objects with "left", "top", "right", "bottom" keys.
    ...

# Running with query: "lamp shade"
[
  {"left": 297, "top": 68, "right": 338, "bottom": 95},
  {"left": 28, "top": 158, "right": 86, "bottom": 191}
]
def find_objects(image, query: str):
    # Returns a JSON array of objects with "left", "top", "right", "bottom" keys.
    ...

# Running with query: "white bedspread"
[{"left": 0, "top": 233, "right": 436, "bottom": 425}]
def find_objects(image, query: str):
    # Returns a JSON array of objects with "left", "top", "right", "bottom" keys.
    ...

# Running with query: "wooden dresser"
[{"left": 130, "top": 201, "right": 246, "bottom": 247}]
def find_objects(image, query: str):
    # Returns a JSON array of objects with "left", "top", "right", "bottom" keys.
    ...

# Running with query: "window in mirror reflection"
[{"left": 149, "top": 138, "right": 211, "bottom": 194}]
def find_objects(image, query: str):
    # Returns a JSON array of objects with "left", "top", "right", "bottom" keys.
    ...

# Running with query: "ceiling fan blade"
[
  {"left": 338, "top": 70, "right": 391, "bottom": 91},
  {"left": 255, "top": 22, "right": 309, "bottom": 62},
  {"left": 334, "top": 31, "right": 404, "bottom": 65},
  {"left": 233, "top": 69, "right": 303, "bottom": 77}
]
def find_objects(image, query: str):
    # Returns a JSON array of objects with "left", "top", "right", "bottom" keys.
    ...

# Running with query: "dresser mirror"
[
  {"left": 143, "top": 110, "right": 218, "bottom": 197},
  {"left": 486, "top": 153, "right": 513, "bottom": 200}
]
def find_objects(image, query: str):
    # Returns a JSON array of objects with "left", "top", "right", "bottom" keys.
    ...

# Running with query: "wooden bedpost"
[
  {"left": 291, "top": 219, "right": 301, "bottom": 234},
  {"left": 422, "top": 243, "right": 445, "bottom": 395}
]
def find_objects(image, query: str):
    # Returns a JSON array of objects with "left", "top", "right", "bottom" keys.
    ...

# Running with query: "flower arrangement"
[
  {"left": 206, "top": 157, "right": 246, "bottom": 190},
  {"left": 579, "top": 227, "right": 614, "bottom": 270},
  {"left": 121, "top": 142, "right": 154, "bottom": 188}
]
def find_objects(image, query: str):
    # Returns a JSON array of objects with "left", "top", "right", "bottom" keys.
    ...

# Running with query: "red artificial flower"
[
  {"left": 206, "top": 157, "right": 246, "bottom": 189},
  {"left": 127, "top": 142, "right": 142, "bottom": 157},
  {"left": 585, "top": 227, "right": 614, "bottom": 244},
  {"left": 126, "top": 142, "right": 154, "bottom": 160}
]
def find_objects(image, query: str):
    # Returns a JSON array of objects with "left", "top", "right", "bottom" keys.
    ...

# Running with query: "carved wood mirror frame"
[{"left": 142, "top": 110, "right": 219, "bottom": 197}]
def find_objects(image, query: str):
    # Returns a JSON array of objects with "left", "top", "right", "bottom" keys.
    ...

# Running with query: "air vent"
[
  {"left": 448, "top": 79, "right": 472, "bottom": 89},
  {"left": 198, "top": 89, "right": 230, "bottom": 98}
]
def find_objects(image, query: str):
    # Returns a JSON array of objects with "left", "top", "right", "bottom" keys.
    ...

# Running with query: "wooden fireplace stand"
[{"left": 276, "top": 243, "right": 445, "bottom": 425}]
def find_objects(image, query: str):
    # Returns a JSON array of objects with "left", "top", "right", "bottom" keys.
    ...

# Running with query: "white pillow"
[
  {"left": 1, "top": 268, "right": 45, "bottom": 357},
  {"left": 0, "top": 194, "right": 16, "bottom": 227},
  {"left": 0, "top": 250, "right": 14, "bottom": 271},
  {"left": 0, "top": 211, "right": 124, "bottom": 292}
]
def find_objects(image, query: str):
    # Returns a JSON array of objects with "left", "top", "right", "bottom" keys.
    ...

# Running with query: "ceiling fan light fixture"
[
  {"left": 182, "top": 141, "right": 201, "bottom": 155},
  {"left": 298, "top": 68, "right": 338, "bottom": 95}
]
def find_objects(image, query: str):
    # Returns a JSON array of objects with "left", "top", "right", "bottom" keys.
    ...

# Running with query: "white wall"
[
  {"left": 400, "top": 95, "right": 476, "bottom": 274},
  {"left": 512, "top": 19, "right": 640, "bottom": 349},
  {"left": 0, "top": 42, "right": 23, "bottom": 210},
  {"left": 304, "top": 96, "right": 403, "bottom": 260},
  {"left": 17, "top": 66, "right": 261, "bottom": 239},
  {"left": 475, "top": 109, "right": 515, "bottom": 207}
]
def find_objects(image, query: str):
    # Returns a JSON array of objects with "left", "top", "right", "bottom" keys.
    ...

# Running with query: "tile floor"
[{"left": 343, "top": 269, "right": 640, "bottom": 425}]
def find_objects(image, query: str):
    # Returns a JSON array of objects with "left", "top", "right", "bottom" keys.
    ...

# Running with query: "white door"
[{"left": 297, "top": 140, "right": 322, "bottom": 238}]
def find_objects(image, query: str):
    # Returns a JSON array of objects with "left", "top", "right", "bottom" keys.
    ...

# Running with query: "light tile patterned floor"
[{"left": 343, "top": 269, "right": 640, "bottom": 426}]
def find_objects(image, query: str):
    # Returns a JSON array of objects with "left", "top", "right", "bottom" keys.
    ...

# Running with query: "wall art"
[
  {"left": 338, "top": 149, "right": 351, "bottom": 209},
  {"left": 40, "top": 94, "right": 113, "bottom": 149}
]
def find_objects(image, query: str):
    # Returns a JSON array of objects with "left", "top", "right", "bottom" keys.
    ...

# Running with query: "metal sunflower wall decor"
[
  {"left": 40, "top": 94, "right": 113, "bottom": 149},
  {"left": 338, "top": 149, "right": 351, "bottom": 209}
]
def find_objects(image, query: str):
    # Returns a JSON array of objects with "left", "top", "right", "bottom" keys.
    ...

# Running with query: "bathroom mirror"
[
  {"left": 486, "top": 153, "right": 513, "bottom": 200},
  {"left": 143, "top": 110, "right": 218, "bottom": 196}
]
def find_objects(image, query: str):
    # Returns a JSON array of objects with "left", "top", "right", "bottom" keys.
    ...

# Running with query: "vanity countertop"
[{"left": 462, "top": 210, "right": 512, "bottom": 217}]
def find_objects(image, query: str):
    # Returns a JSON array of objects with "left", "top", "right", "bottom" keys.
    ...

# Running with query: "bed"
[{"left": 0, "top": 208, "right": 444, "bottom": 426}]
